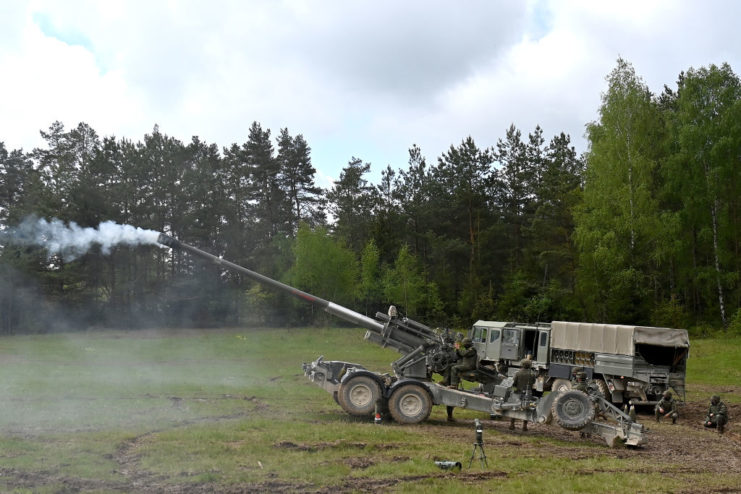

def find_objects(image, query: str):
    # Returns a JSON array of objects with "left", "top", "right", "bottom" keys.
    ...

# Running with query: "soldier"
[
  {"left": 654, "top": 390, "right": 678, "bottom": 424},
  {"left": 448, "top": 338, "right": 477, "bottom": 389},
  {"left": 510, "top": 359, "right": 536, "bottom": 431},
  {"left": 572, "top": 370, "right": 588, "bottom": 393},
  {"left": 704, "top": 395, "right": 728, "bottom": 434}
]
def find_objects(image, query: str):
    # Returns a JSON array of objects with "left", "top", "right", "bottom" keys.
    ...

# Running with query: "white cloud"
[{"left": 1, "top": 0, "right": 740, "bottom": 185}]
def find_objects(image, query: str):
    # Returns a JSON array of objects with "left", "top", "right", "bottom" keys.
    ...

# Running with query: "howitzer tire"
[
  {"left": 338, "top": 375, "right": 382, "bottom": 417},
  {"left": 552, "top": 390, "right": 595, "bottom": 431},
  {"left": 389, "top": 384, "right": 432, "bottom": 424},
  {"left": 551, "top": 378, "right": 572, "bottom": 393}
]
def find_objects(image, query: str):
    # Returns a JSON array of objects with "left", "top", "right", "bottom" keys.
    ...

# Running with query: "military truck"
[
  {"left": 156, "top": 233, "right": 647, "bottom": 447},
  {"left": 470, "top": 320, "right": 689, "bottom": 405}
]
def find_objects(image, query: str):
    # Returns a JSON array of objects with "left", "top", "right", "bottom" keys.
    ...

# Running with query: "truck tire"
[
  {"left": 337, "top": 375, "right": 382, "bottom": 417},
  {"left": 388, "top": 384, "right": 432, "bottom": 424},
  {"left": 551, "top": 378, "right": 572, "bottom": 392},
  {"left": 551, "top": 390, "right": 595, "bottom": 431},
  {"left": 593, "top": 379, "right": 610, "bottom": 401}
]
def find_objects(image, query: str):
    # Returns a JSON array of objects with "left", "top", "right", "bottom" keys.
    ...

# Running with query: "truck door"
[
  {"left": 471, "top": 325, "right": 488, "bottom": 359},
  {"left": 501, "top": 328, "right": 520, "bottom": 360},
  {"left": 487, "top": 328, "right": 501, "bottom": 361},
  {"left": 536, "top": 329, "right": 550, "bottom": 364}
]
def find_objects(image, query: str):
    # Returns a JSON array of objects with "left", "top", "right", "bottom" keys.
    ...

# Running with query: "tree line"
[{"left": 1, "top": 58, "right": 740, "bottom": 335}]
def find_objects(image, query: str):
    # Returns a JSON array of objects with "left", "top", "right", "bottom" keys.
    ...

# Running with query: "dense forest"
[{"left": 1, "top": 59, "right": 741, "bottom": 335}]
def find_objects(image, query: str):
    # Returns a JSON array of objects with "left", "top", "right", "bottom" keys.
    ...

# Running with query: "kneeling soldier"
[
  {"left": 655, "top": 390, "right": 678, "bottom": 424},
  {"left": 704, "top": 395, "right": 728, "bottom": 434}
]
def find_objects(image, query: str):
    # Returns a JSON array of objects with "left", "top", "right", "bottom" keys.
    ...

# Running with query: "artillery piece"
[{"left": 157, "top": 233, "right": 646, "bottom": 447}]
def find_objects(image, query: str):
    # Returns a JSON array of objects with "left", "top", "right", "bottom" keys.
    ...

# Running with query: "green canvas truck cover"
[{"left": 550, "top": 322, "right": 689, "bottom": 355}]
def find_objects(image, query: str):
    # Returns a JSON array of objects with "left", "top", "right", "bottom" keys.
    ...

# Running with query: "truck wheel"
[
  {"left": 551, "top": 378, "right": 572, "bottom": 392},
  {"left": 551, "top": 390, "right": 595, "bottom": 431},
  {"left": 338, "top": 375, "right": 382, "bottom": 417},
  {"left": 389, "top": 384, "right": 432, "bottom": 424},
  {"left": 593, "top": 379, "right": 610, "bottom": 401}
]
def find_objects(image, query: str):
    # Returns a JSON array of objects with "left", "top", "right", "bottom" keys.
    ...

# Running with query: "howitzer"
[{"left": 156, "top": 233, "right": 646, "bottom": 447}]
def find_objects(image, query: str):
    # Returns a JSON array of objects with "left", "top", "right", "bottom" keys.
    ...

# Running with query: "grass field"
[{"left": 0, "top": 327, "right": 739, "bottom": 493}]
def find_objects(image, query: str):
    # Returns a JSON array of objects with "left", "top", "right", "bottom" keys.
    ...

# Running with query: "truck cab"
[{"left": 470, "top": 320, "right": 551, "bottom": 370}]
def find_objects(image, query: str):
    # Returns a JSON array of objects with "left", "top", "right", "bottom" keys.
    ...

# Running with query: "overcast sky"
[{"left": 1, "top": 0, "right": 740, "bottom": 187}]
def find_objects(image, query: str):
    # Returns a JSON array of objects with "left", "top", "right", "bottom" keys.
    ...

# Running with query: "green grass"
[
  {"left": 685, "top": 335, "right": 741, "bottom": 403},
  {"left": 0, "top": 328, "right": 738, "bottom": 492}
]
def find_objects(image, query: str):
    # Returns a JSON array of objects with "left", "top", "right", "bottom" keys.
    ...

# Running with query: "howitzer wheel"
[
  {"left": 337, "top": 375, "right": 382, "bottom": 417},
  {"left": 388, "top": 384, "right": 432, "bottom": 424},
  {"left": 551, "top": 390, "right": 595, "bottom": 431}
]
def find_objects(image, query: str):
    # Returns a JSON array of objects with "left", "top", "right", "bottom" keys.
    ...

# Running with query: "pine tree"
[{"left": 276, "top": 128, "right": 324, "bottom": 232}]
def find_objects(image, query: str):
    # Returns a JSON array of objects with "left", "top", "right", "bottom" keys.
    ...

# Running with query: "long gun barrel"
[
  {"left": 157, "top": 233, "right": 459, "bottom": 378},
  {"left": 157, "top": 233, "right": 385, "bottom": 333}
]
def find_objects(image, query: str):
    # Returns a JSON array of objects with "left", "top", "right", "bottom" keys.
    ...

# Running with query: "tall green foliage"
[
  {"left": 394, "top": 145, "right": 432, "bottom": 258},
  {"left": 325, "top": 157, "right": 377, "bottom": 253},
  {"left": 290, "top": 224, "right": 358, "bottom": 316},
  {"left": 358, "top": 239, "right": 383, "bottom": 316},
  {"left": 665, "top": 64, "right": 741, "bottom": 326},
  {"left": 382, "top": 244, "right": 442, "bottom": 320},
  {"left": 575, "top": 58, "right": 664, "bottom": 323},
  {"left": 276, "top": 128, "right": 324, "bottom": 231},
  {"left": 429, "top": 137, "right": 493, "bottom": 317}
]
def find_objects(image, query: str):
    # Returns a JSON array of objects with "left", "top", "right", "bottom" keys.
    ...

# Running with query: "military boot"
[{"left": 718, "top": 423, "right": 725, "bottom": 434}]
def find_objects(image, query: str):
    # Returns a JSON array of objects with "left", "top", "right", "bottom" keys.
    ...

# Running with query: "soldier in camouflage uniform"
[
  {"left": 654, "top": 390, "right": 678, "bottom": 424},
  {"left": 510, "top": 359, "right": 536, "bottom": 431},
  {"left": 572, "top": 370, "right": 588, "bottom": 393},
  {"left": 704, "top": 395, "right": 728, "bottom": 434},
  {"left": 448, "top": 338, "right": 477, "bottom": 389}
]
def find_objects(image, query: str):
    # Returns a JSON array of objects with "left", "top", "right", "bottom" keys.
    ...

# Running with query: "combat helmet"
[
  {"left": 520, "top": 358, "right": 532, "bottom": 368},
  {"left": 663, "top": 390, "right": 672, "bottom": 399},
  {"left": 461, "top": 338, "right": 473, "bottom": 348},
  {"left": 711, "top": 395, "right": 720, "bottom": 405}
]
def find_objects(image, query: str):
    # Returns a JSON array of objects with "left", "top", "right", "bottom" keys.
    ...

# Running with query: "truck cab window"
[
  {"left": 472, "top": 326, "right": 489, "bottom": 343},
  {"left": 490, "top": 329, "right": 500, "bottom": 343},
  {"left": 503, "top": 329, "right": 518, "bottom": 344}
]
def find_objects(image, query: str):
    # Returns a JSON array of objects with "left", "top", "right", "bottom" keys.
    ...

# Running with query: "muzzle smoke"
[{"left": 2, "top": 216, "right": 161, "bottom": 260}]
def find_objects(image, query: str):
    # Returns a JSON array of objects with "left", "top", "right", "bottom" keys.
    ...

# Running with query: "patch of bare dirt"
[
  {"left": 0, "top": 467, "right": 130, "bottom": 493},
  {"left": 310, "top": 470, "right": 509, "bottom": 494},
  {"left": 344, "top": 456, "right": 376, "bottom": 469},
  {"left": 275, "top": 439, "right": 368, "bottom": 452}
]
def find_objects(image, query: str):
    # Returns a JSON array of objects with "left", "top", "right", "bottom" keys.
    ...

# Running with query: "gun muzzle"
[{"left": 157, "top": 233, "right": 181, "bottom": 249}]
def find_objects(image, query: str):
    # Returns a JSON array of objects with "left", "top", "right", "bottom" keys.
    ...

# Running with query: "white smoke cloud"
[{"left": 4, "top": 216, "right": 161, "bottom": 260}]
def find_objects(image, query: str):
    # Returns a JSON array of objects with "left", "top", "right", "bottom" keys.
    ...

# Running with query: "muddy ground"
[
  {"left": 244, "top": 399, "right": 741, "bottom": 493},
  {"left": 2, "top": 400, "right": 740, "bottom": 493}
]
